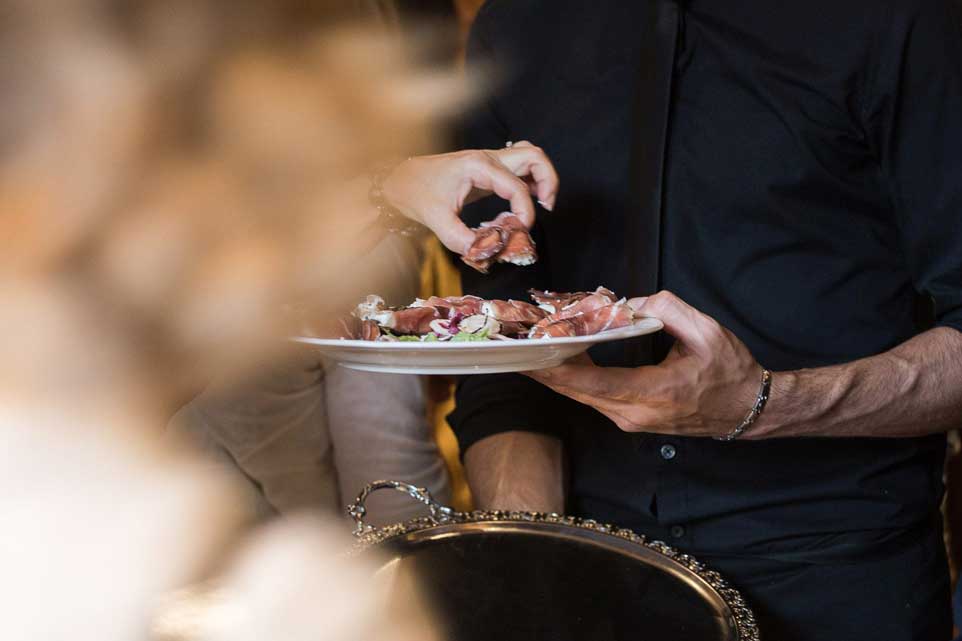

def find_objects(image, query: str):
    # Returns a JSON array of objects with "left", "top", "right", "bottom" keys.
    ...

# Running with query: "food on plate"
[
  {"left": 412, "top": 295, "right": 485, "bottom": 317},
  {"left": 335, "top": 314, "right": 380, "bottom": 342},
  {"left": 529, "top": 299, "right": 635, "bottom": 338},
  {"left": 462, "top": 212, "right": 537, "bottom": 273},
  {"left": 537, "top": 288, "right": 617, "bottom": 322},
  {"left": 480, "top": 299, "right": 548, "bottom": 325},
  {"left": 341, "top": 287, "right": 640, "bottom": 342},
  {"left": 528, "top": 287, "right": 616, "bottom": 314}
]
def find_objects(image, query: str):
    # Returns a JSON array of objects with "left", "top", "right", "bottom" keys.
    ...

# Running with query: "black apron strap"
[{"left": 626, "top": 0, "right": 683, "bottom": 365}]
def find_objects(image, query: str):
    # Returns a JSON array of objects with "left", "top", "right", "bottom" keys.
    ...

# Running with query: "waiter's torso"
[{"left": 459, "top": 0, "right": 949, "bottom": 558}]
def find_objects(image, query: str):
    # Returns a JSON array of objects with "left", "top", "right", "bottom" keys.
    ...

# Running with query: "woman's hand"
[{"left": 380, "top": 141, "right": 559, "bottom": 254}]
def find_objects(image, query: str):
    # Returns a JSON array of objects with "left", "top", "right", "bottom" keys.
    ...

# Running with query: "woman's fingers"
[
  {"left": 492, "top": 142, "right": 558, "bottom": 211},
  {"left": 431, "top": 214, "right": 477, "bottom": 256},
  {"left": 465, "top": 152, "right": 538, "bottom": 228},
  {"left": 379, "top": 144, "right": 557, "bottom": 254}
]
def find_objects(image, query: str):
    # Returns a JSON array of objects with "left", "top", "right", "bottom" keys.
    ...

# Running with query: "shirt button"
[
  {"left": 660, "top": 444, "right": 677, "bottom": 460},
  {"left": 670, "top": 525, "right": 686, "bottom": 539}
]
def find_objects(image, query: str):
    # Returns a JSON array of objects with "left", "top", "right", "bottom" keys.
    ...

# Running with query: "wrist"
[
  {"left": 744, "top": 369, "right": 799, "bottom": 439},
  {"left": 370, "top": 159, "right": 421, "bottom": 236},
  {"left": 715, "top": 367, "right": 773, "bottom": 441}
]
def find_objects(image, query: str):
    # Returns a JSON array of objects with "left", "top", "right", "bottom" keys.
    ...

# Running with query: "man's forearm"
[
  {"left": 753, "top": 327, "right": 962, "bottom": 438},
  {"left": 463, "top": 431, "right": 565, "bottom": 512}
]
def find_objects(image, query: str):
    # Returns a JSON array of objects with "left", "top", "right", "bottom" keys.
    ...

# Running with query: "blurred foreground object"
[
  {"left": 0, "top": 0, "right": 454, "bottom": 639},
  {"left": 0, "top": 405, "right": 246, "bottom": 641},
  {"left": 0, "top": 0, "right": 464, "bottom": 406},
  {"left": 153, "top": 516, "right": 439, "bottom": 641}
]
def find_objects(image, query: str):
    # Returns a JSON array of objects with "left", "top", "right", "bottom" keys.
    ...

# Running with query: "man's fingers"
[
  {"left": 564, "top": 352, "right": 595, "bottom": 366},
  {"left": 491, "top": 142, "right": 559, "bottom": 212},
  {"left": 524, "top": 366, "right": 613, "bottom": 406},
  {"left": 634, "top": 290, "right": 720, "bottom": 353},
  {"left": 526, "top": 363, "right": 647, "bottom": 403},
  {"left": 526, "top": 367, "right": 669, "bottom": 431}
]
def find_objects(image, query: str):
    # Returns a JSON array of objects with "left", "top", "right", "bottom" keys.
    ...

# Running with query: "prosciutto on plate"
[
  {"left": 338, "top": 316, "right": 381, "bottom": 341},
  {"left": 340, "top": 287, "right": 641, "bottom": 342},
  {"left": 480, "top": 299, "right": 548, "bottom": 325},
  {"left": 529, "top": 286, "right": 616, "bottom": 315},
  {"left": 529, "top": 299, "right": 635, "bottom": 338},
  {"left": 353, "top": 295, "right": 439, "bottom": 335},
  {"left": 412, "top": 295, "right": 485, "bottom": 317}
]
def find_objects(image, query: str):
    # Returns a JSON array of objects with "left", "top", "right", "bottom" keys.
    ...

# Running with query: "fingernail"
[{"left": 537, "top": 199, "right": 553, "bottom": 212}]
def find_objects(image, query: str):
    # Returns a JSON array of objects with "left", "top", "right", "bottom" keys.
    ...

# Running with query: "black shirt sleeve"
[
  {"left": 447, "top": 12, "right": 576, "bottom": 455},
  {"left": 869, "top": 0, "right": 962, "bottom": 334}
]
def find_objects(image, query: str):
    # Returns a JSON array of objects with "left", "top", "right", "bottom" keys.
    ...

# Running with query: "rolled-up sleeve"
[
  {"left": 448, "top": 374, "right": 578, "bottom": 456},
  {"left": 870, "top": 0, "right": 962, "bottom": 332}
]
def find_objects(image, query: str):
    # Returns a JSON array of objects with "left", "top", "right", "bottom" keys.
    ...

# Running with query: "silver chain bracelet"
[{"left": 715, "top": 368, "right": 772, "bottom": 441}]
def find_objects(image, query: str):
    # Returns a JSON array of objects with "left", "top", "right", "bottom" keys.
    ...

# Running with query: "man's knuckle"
[
  {"left": 702, "top": 317, "right": 724, "bottom": 339},
  {"left": 648, "top": 290, "right": 675, "bottom": 309},
  {"left": 657, "top": 290, "right": 678, "bottom": 302}
]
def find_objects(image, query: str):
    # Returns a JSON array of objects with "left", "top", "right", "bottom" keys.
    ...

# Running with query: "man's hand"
[
  {"left": 525, "top": 291, "right": 763, "bottom": 438},
  {"left": 381, "top": 141, "right": 559, "bottom": 255}
]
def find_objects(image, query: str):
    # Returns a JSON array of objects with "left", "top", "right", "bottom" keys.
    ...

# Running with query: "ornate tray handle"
[{"left": 349, "top": 480, "right": 457, "bottom": 536}]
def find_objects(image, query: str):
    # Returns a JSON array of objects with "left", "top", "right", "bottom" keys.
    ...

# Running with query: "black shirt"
[{"left": 450, "top": 0, "right": 962, "bottom": 559}]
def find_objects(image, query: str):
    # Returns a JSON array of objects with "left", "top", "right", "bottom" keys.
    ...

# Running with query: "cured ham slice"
[
  {"left": 541, "top": 291, "right": 618, "bottom": 322},
  {"left": 339, "top": 316, "right": 381, "bottom": 341},
  {"left": 339, "top": 286, "right": 634, "bottom": 342},
  {"left": 461, "top": 226, "right": 504, "bottom": 273},
  {"left": 485, "top": 213, "right": 537, "bottom": 266},
  {"left": 354, "top": 294, "right": 438, "bottom": 335},
  {"left": 481, "top": 299, "right": 548, "bottom": 325},
  {"left": 367, "top": 306, "right": 439, "bottom": 335},
  {"left": 528, "top": 290, "right": 588, "bottom": 310},
  {"left": 529, "top": 301, "right": 635, "bottom": 339},
  {"left": 529, "top": 287, "right": 616, "bottom": 314},
  {"left": 414, "top": 295, "right": 485, "bottom": 318},
  {"left": 462, "top": 212, "right": 537, "bottom": 273}
]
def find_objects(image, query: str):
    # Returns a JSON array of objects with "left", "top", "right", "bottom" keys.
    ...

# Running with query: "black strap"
[{"left": 626, "top": 0, "right": 683, "bottom": 365}]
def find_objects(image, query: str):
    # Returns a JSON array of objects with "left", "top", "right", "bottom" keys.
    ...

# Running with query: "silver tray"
[{"left": 350, "top": 481, "right": 761, "bottom": 641}]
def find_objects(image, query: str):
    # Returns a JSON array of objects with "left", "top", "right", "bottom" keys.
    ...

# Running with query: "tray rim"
[{"left": 352, "top": 509, "right": 760, "bottom": 641}]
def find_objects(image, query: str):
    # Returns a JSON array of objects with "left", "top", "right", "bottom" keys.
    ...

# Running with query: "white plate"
[{"left": 291, "top": 317, "right": 664, "bottom": 375}]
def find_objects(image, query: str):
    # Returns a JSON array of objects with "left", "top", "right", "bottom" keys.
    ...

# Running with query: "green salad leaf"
[
  {"left": 391, "top": 332, "right": 440, "bottom": 342},
  {"left": 451, "top": 329, "right": 489, "bottom": 342}
]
